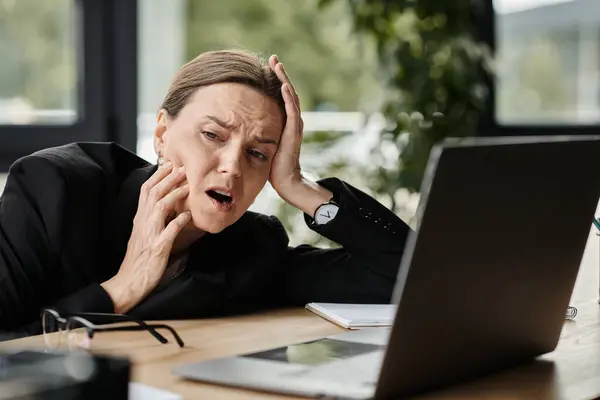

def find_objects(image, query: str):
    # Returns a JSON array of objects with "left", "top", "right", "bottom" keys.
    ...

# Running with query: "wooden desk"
[{"left": 2, "top": 231, "right": 600, "bottom": 399}]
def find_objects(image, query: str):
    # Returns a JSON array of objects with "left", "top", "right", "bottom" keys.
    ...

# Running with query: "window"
[
  {"left": 0, "top": 0, "right": 138, "bottom": 172},
  {"left": 0, "top": 0, "right": 78, "bottom": 125},
  {"left": 494, "top": 0, "right": 600, "bottom": 125}
]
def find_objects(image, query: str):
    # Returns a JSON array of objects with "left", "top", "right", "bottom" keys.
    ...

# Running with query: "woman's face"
[{"left": 154, "top": 82, "right": 283, "bottom": 233}]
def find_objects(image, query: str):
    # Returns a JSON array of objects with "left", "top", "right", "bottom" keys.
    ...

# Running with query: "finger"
[
  {"left": 269, "top": 58, "right": 293, "bottom": 90},
  {"left": 155, "top": 184, "right": 189, "bottom": 218},
  {"left": 148, "top": 166, "right": 187, "bottom": 204},
  {"left": 276, "top": 63, "right": 295, "bottom": 92},
  {"left": 161, "top": 211, "right": 192, "bottom": 244},
  {"left": 140, "top": 162, "right": 173, "bottom": 200},
  {"left": 278, "top": 64, "right": 301, "bottom": 111},
  {"left": 282, "top": 83, "right": 300, "bottom": 118},
  {"left": 268, "top": 56, "right": 300, "bottom": 107},
  {"left": 269, "top": 54, "right": 279, "bottom": 70},
  {"left": 270, "top": 56, "right": 286, "bottom": 80}
]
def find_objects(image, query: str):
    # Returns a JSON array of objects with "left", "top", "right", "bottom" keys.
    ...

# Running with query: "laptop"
[{"left": 172, "top": 135, "right": 600, "bottom": 399}]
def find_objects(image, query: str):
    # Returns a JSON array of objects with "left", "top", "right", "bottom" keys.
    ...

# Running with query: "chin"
[{"left": 190, "top": 212, "right": 235, "bottom": 234}]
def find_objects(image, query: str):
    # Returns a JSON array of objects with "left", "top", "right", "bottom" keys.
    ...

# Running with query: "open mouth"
[{"left": 206, "top": 189, "right": 233, "bottom": 205}]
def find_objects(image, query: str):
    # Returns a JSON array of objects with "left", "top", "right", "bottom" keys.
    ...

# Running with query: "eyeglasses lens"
[
  {"left": 42, "top": 311, "right": 61, "bottom": 348},
  {"left": 66, "top": 319, "right": 92, "bottom": 350}
]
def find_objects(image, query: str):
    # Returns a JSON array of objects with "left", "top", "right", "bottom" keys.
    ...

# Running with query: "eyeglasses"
[{"left": 41, "top": 309, "right": 185, "bottom": 349}]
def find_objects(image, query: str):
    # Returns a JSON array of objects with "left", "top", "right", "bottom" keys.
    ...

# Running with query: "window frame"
[{"left": 0, "top": 0, "right": 138, "bottom": 171}]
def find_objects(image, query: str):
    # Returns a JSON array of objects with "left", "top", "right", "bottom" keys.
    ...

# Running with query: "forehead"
[{"left": 183, "top": 83, "right": 283, "bottom": 134}]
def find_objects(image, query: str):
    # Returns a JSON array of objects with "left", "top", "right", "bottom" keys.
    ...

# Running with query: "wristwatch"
[{"left": 313, "top": 199, "right": 340, "bottom": 225}]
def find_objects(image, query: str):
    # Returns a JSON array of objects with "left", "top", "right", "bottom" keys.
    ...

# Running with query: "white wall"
[{"left": 0, "top": 173, "right": 6, "bottom": 193}]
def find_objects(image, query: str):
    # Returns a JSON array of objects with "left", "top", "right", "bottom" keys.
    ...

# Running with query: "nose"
[{"left": 217, "top": 145, "right": 243, "bottom": 178}]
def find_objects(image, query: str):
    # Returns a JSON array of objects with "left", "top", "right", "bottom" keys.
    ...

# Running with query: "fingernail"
[
  {"left": 164, "top": 161, "right": 172, "bottom": 169},
  {"left": 280, "top": 63, "right": 285, "bottom": 72},
  {"left": 179, "top": 166, "right": 185, "bottom": 173}
]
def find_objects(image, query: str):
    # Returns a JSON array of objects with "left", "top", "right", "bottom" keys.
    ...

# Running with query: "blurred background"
[{"left": 0, "top": 0, "right": 598, "bottom": 246}]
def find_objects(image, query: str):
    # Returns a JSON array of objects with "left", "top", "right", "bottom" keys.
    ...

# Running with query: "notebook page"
[
  {"left": 306, "top": 303, "right": 396, "bottom": 328},
  {"left": 129, "top": 383, "right": 182, "bottom": 400}
]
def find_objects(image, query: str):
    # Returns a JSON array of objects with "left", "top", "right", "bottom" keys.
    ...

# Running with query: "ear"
[{"left": 153, "top": 109, "right": 169, "bottom": 157}]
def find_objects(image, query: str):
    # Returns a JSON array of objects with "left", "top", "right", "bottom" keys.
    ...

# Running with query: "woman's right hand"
[{"left": 101, "top": 162, "right": 191, "bottom": 314}]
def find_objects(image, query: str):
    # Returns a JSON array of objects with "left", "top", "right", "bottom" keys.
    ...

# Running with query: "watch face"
[{"left": 315, "top": 203, "right": 339, "bottom": 225}]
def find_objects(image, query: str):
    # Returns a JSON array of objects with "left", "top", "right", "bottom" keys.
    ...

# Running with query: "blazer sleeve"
[
  {"left": 280, "top": 177, "right": 412, "bottom": 305},
  {"left": 0, "top": 155, "right": 113, "bottom": 333}
]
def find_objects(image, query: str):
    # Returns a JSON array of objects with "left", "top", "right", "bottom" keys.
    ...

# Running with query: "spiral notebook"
[{"left": 306, "top": 302, "right": 396, "bottom": 329}]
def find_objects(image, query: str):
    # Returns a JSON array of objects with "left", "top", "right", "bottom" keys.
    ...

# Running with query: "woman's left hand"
[
  {"left": 268, "top": 54, "right": 304, "bottom": 194},
  {"left": 267, "top": 55, "right": 334, "bottom": 217}
]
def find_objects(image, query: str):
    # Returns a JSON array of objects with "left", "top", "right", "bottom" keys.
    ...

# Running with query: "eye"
[
  {"left": 202, "top": 131, "right": 219, "bottom": 140},
  {"left": 248, "top": 149, "right": 267, "bottom": 161}
]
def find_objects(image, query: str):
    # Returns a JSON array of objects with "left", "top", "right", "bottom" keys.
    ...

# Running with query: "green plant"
[{"left": 319, "top": 0, "right": 493, "bottom": 194}]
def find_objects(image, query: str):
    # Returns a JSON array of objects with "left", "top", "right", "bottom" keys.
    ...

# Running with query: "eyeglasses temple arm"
[
  {"left": 65, "top": 312, "right": 169, "bottom": 343},
  {"left": 96, "top": 324, "right": 185, "bottom": 347}
]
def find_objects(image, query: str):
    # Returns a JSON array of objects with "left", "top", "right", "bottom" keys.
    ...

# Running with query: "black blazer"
[{"left": 0, "top": 142, "right": 410, "bottom": 339}]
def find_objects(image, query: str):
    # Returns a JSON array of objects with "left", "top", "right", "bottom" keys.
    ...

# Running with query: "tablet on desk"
[{"left": 173, "top": 328, "right": 389, "bottom": 399}]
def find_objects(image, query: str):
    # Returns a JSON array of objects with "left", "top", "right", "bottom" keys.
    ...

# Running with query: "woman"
[{"left": 0, "top": 50, "right": 410, "bottom": 339}]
